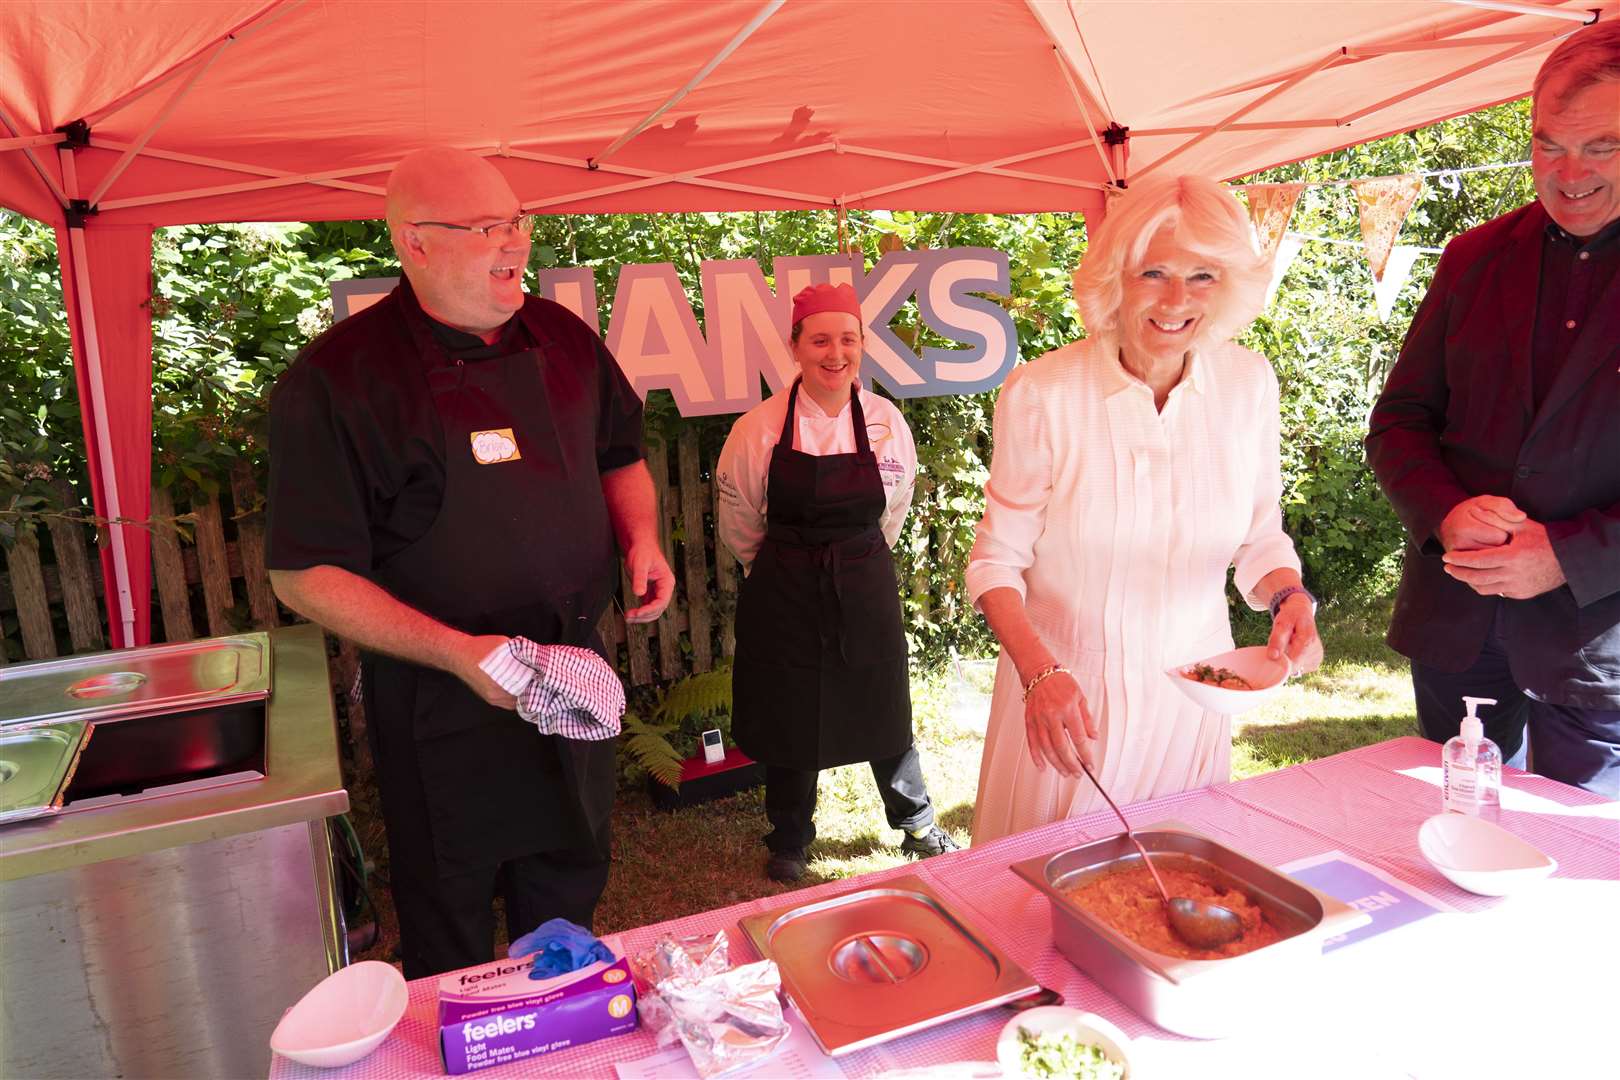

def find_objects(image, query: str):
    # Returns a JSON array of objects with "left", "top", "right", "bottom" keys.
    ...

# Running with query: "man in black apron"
[
  {"left": 266, "top": 148, "right": 672, "bottom": 978},
  {"left": 724, "top": 284, "right": 959, "bottom": 883}
]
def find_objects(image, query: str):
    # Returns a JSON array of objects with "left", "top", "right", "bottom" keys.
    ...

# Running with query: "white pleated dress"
[{"left": 965, "top": 336, "right": 1301, "bottom": 843}]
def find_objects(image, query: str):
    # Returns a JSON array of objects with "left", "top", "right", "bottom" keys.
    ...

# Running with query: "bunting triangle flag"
[
  {"left": 1242, "top": 183, "right": 1306, "bottom": 259},
  {"left": 1264, "top": 234, "right": 1307, "bottom": 308},
  {"left": 1351, "top": 174, "right": 1425, "bottom": 282},
  {"left": 1371, "top": 246, "right": 1424, "bottom": 322}
]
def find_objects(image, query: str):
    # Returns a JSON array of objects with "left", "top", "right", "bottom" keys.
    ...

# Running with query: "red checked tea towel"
[{"left": 478, "top": 638, "right": 626, "bottom": 740}]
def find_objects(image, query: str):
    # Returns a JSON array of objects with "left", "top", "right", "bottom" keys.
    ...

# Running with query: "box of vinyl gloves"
[{"left": 436, "top": 934, "right": 636, "bottom": 1074}]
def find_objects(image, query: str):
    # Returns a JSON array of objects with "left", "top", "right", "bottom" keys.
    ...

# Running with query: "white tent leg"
[
  {"left": 59, "top": 149, "right": 136, "bottom": 647},
  {"left": 590, "top": 0, "right": 786, "bottom": 167}
]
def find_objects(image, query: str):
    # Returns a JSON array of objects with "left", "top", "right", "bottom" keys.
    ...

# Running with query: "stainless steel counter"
[{"left": 0, "top": 622, "right": 352, "bottom": 1079}]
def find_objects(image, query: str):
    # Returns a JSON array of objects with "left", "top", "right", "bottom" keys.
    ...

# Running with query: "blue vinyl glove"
[{"left": 508, "top": 917, "right": 615, "bottom": 979}]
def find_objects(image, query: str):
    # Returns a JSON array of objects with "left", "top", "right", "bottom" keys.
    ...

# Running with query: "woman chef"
[{"left": 716, "top": 282, "right": 959, "bottom": 883}]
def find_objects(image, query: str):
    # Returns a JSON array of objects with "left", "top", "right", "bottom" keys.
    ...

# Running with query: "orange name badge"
[{"left": 469, "top": 428, "right": 521, "bottom": 464}]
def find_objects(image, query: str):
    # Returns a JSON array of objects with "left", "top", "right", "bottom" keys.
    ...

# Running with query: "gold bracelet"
[{"left": 1022, "top": 664, "right": 1071, "bottom": 702}]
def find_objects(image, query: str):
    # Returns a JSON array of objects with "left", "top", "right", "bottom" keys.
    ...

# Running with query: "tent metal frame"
[{"left": 1, "top": 1, "right": 1587, "bottom": 218}]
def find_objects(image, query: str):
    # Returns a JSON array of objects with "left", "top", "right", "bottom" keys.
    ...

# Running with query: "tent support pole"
[
  {"left": 1337, "top": 35, "right": 1554, "bottom": 126},
  {"left": 88, "top": 36, "right": 234, "bottom": 207},
  {"left": 521, "top": 144, "right": 837, "bottom": 210},
  {"left": 0, "top": 105, "right": 69, "bottom": 208},
  {"left": 843, "top": 140, "right": 1113, "bottom": 202},
  {"left": 1025, "top": 0, "right": 1118, "bottom": 187},
  {"left": 1445, "top": 0, "right": 1598, "bottom": 23},
  {"left": 0, "top": 133, "right": 68, "bottom": 152},
  {"left": 58, "top": 150, "right": 136, "bottom": 647},
  {"left": 1136, "top": 47, "right": 1347, "bottom": 182},
  {"left": 590, "top": 0, "right": 786, "bottom": 168}
]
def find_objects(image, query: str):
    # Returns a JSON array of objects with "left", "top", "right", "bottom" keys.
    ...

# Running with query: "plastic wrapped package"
[{"left": 631, "top": 932, "right": 790, "bottom": 1075}]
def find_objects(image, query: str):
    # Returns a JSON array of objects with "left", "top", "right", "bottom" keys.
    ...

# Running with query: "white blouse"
[
  {"left": 965, "top": 335, "right": 1302, "bottom": 841},
  {"left": 715, "top": 385, "right": 917, "bottom": 572}
]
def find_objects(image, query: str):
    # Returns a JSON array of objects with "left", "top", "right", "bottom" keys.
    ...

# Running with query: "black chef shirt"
[{"left": 265, "top": 278, "right": 645, "bottom": 576}]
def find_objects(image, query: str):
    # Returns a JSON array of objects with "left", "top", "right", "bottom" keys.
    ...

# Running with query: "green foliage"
[
  {"left": 1233, "top": 99, "right": 1535, "bottom": 601},
  {"left": 619, "top": 664, "right": 736, "bottom": 789}
]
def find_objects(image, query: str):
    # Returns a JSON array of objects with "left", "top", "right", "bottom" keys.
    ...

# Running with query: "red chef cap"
[{"left": 790, "top": 282, "right": 862, "bottom": 327}]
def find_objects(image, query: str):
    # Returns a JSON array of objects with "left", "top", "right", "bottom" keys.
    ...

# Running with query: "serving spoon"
[{"left": 1075, "top": 756, "right": 1245, "bottom": 950}]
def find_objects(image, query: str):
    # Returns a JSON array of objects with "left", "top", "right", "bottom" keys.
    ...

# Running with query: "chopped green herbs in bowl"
[{"left": 996, "top": 1006, "right": 1132, "bottom": 1080}]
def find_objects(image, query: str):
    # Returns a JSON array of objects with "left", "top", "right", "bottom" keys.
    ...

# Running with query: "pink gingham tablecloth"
[{"left": 271, "top": 738, "right": 1619, "bottom": 1080}]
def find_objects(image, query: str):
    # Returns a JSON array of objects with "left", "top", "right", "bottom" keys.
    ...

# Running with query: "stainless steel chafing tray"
[
  {"left": 0, "top": 722, "right": 91, "bottom": 824},
  {"left": 1010, "top": 821, "right": 1371, "bottom": 1039},
  {"left": 0, "top": 633, "right": 272, "bottom": 822},
  {"left": 739, "top": 873, "right": 1040, "bottom": 1056}
]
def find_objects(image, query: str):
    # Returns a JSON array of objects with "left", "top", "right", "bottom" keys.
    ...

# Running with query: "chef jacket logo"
[{"left": 470, "top": 428, "right": 520, "bottom": 464}]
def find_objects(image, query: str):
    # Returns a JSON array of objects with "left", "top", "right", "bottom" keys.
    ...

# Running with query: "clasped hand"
[
  {"left": 1438, "top": 495, "right": 1566, "bottom": 600},
  {"left": 1023, "top": 670, "right": 1098, "bottom": 778}
]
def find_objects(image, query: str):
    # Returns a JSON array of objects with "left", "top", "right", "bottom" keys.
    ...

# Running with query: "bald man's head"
[{"left": 385, "top": 147, "right": 531, "bottom": 337}]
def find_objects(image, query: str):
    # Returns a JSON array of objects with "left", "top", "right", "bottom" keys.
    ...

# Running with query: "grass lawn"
[{"left": 593, "top": 592, "right": 1417, "bottom": 934}]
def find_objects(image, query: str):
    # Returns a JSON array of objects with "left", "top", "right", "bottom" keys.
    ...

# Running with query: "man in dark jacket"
[
  {"left": 266, "top": 148, "right": 674, "bottom": 976},
  {"left": 1366, "top": 20, "right": 1620, "bottom": 798}
]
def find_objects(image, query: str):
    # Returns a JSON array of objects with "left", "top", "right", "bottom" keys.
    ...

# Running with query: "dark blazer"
[{"left": 1366, "top": 202, "right": 1620, "bottom": 710}]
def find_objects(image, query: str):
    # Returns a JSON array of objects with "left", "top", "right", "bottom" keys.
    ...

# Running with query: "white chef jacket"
[
  {"left": 716, "top": 385, "right": 917, "bottom": 573},
  {"left": 965, "top": 335, "right": 1302, "bottom": 842}
]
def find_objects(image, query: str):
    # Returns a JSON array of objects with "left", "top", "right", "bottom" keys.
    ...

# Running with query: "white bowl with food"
[
  {"left": 1166, "top": 645, "right": 1290, "bottom": 715},
  {"left": 270, "top": 960, "right": 408, "bottom": 1069},
  {"left": 1418, "top": 813, "right": 1557, "bottom": 897},
  {"left": 996, "top": 1006, "right": 1131, "bottom": 1079}
]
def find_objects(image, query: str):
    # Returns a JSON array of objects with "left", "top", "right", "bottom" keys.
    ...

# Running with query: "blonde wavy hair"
[{"left": 1072, "top": 175, "right": 1269, "bottom": 350}]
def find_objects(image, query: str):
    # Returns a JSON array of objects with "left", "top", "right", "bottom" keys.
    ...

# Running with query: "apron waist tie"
[{"left": 767, "top": 527, "right": 881, "bottom": 666}]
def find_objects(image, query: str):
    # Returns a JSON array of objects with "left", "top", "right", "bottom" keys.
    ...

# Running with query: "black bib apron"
[
  {"left": 731, "top": 380, "right": 912, "bottom": 770},
  {"left": 364, "top": 302, "right": 618, "bottom": 878}
]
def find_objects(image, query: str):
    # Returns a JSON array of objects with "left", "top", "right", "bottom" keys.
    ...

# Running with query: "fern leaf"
[{"left": 654, "top": 667, "right": 734, "bottom": 725}]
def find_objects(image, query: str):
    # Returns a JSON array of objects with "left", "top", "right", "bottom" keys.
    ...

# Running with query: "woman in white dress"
[{"left": 966, "top": 175, "right": 1324, "bottom": 843}]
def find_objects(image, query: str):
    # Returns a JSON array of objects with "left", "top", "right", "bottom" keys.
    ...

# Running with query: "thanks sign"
[{"left": 330, "top": 248, "right": 1017, "bottom": 416}]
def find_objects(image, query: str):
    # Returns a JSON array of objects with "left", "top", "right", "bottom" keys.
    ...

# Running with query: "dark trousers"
[
  {"left": 391, "top": 848, "right": 611, "bottom": 980},
  {"left": 1412, "top": 609, "right": 1620, "bottom": 799},
  {"left": 764, "top": 745, "right": 934, "bottom": 854}
]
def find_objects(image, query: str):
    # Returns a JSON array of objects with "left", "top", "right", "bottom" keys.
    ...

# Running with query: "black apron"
[
  {"left": 731, "top": 380, "right": 912, "bottom": 770},
  {"left": 364, "top": 299, "right": 618, "bottom": 877}
]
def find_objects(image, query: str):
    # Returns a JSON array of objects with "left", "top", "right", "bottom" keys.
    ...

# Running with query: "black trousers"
[
  {"left": 1412, "top": 607, "right": 1620, "bottom": 798},
  {"left": 390, "top": 846, "right": 611, "bottom": 980},
  {"left": 764, "top": 745, "right": 934, "bottom": 854}
]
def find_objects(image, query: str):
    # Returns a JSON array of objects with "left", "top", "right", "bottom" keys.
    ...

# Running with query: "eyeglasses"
[{"left": 408, "top": 213, "right": 535, "bottom": 240}]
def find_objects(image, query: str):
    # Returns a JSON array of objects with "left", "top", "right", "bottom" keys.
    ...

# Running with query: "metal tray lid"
[
  {"left": 738, "top": 873, "right": 1039, "bottom": 1056},
  {"left": 0, "top": 633, "right": 272, "bottom": 727},
  {"left": 0, "top": 721, "right": 92, "bottom": 824}
]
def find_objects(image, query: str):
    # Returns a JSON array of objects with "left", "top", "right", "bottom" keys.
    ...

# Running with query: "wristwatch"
[{"left": 1267, "top": 585, "right": 1316, "bottom": 618}]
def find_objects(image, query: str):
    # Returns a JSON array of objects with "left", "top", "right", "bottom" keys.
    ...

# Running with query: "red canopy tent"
[{"left": 1, "top": 0, "right": 1609, "bottom": 647}]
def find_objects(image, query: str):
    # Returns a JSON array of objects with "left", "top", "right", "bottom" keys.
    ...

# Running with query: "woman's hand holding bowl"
[
  {"left": 1024, "top": 670, "right": 1098, "bottom": 777},
  {"left": 1266, "top": 594, "right": 1323, "bottom": 674}
]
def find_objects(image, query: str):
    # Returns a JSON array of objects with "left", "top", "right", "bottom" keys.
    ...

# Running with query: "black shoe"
[
  {"left": 900, "top": 826, "right": 961, "bottom": 859},
  {"left": 766, "top": 849, "right": 808, "bottom": 882}
]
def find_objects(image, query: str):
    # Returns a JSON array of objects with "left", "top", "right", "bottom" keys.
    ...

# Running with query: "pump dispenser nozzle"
[{"left": 1460, "top": 696, "right": 1497, "bottom": 744}]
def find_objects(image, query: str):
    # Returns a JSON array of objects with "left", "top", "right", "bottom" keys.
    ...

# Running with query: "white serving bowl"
[
  {"left": 270, "top": 960, "right": 408, "bottom": 1069},
  {"left": 1418, "top": 813, "right": 1557, "bottom": 897},
  {"left": 997, "top": 1006, "right": 1133, "bottom": 1079},
  {"left": 1165, "top": 645, "right": 1290, "bottom": 716}
]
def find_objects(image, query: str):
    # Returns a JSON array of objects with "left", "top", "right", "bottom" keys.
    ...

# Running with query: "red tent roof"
[{"left": 4, "top": 0, "right": 1610, "bottom": 227}]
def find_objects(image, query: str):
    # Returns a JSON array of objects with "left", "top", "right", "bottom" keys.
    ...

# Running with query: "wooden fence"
[{"left": 0, "top": 431, "right": 740, "bottom": 687}]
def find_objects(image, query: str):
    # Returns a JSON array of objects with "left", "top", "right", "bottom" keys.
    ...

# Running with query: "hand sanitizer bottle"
[{"left": 1443, "top": 696, "right": 1501, "bottom": 821}]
